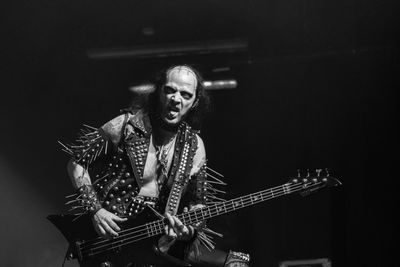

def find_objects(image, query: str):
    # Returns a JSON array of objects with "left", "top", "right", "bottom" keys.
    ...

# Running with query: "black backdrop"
[{"left": 1, "top": 1, "right": 398, "bottom": 266}]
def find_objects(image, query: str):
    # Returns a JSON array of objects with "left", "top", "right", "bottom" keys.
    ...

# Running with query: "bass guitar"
[{"left": 48, "top": 169, "right": 341, "bottom": 267}]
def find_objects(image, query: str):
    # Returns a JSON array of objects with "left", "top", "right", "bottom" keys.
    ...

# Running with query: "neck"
[
  {"left": 153, "top": 126, "right": 177, "bottom": 146},
  {"left": 150, "top": 114, "right": 179, "bottom": 146}
]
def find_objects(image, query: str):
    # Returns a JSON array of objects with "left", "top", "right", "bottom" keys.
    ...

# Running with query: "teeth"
[{"left": 168, "top": 110, "right": 178, "bottom": 118}]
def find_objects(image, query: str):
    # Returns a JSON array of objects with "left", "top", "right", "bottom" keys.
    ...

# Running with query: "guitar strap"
[
  {"left": 122, "top": 112, "right": 198, "bottom": 215},
  {"left": 164, "top": 123, "right": 198, "bottom": 215},
  {"left": 124, "top": 111, "right": 152, "bottom": 188}
]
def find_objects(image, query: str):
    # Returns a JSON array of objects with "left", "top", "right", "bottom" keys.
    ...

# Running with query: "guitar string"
[
  {"left": 177, "top": 181, "right": 322, "bottom": 224},
  {"left": 80, "top": 181, "right": 319, "bottom": 253},
  {"left": 83, "top": 182, "right": 321, "bottom": 256},
  {"left": 84, "top": 182, "right": 318, "bottom": 257},
  {"left": 80, "top": 181, "right": 299, "bottom": 248},
  {"left": 80, "top": 221, "right": 159, "bottom": 248},
  {"left": 81, "top": 182, "right": 320, "bottom": 256},
  {"left": 79, "top": 181, "right": 296, "bottom": 248}
]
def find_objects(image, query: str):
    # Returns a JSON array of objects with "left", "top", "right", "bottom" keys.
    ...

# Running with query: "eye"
[
  {"left": 181, "top": 92, "right": 193, "bottom": 100},
  {"left": 164, "top": 86, "right": 175, "bottom": 94}
]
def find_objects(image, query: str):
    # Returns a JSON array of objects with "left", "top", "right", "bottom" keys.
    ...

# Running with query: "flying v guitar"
[{"left": 48, "top": 169, "right": 341, "bottom": 267}]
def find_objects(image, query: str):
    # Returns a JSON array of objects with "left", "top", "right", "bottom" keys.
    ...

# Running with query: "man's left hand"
[{"left": 164, "top": 211, "right": 194, "bottom": 241}]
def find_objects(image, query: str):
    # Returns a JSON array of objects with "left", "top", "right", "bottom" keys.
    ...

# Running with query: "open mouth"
[{"left": 167, "top": 106, "right": 179, "bottom": 118}]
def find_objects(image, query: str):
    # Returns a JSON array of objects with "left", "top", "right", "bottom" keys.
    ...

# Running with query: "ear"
[{"left": 191, "top": 98, "right": 199, "bottom": 109}]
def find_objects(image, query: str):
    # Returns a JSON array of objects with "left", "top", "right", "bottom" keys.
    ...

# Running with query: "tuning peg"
[
  {"left": 291, "top": 169, "right": 299, "bottom": 183},
  {"left": 312, "top": 169, "right": 320, "bottom": 183},
  {"left": 302, "top": 169, "right": 309, "bottom": 183},
  {"left": 291, "top": 169, "right": 301, "bottom": 183},
  {"left": 325, "top": 168, "right": 330, "bottom": 177},
  {"left": 323, "top": 168, "right": 330, "bottom": 182}
]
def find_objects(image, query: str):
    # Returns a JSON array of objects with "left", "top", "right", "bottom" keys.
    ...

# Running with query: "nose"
[{"left": 171, "top": 93, "right": 181, "bottom": 103}]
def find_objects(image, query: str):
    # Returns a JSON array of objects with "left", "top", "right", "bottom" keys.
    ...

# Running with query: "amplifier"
[{"left": 279, "top": 258, "right": 331, "bottom": 267}]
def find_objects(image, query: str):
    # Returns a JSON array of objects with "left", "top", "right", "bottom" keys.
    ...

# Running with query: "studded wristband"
[
  {"left": 224, "top": 251, "right": 250, "bottom": 267},
  {"left": 77, "top": 185, "right": 102, "bottom": 214}
]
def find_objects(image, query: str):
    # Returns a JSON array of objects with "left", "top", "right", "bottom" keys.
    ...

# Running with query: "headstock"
[{"left": 289, "top": 169, "right": 342, "bottom": 196}]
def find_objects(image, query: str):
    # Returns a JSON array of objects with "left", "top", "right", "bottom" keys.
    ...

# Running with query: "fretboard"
[
  {"left": 176, "top": 181, "right": 312, "bottom": 225},
  {"left": 143, "top": 181, "right": 320, "bottom": 238}
]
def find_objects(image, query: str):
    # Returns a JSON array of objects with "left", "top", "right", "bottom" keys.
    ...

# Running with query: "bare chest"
[{"left": 138, "top": 136, "right": 175, "bottom": 197}]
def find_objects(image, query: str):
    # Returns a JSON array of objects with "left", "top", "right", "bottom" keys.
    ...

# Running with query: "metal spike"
[
  {"left": 206, "top": 167, "right": 224, "bottom": 178},
  {"left": 82, "top": 124, "right": 97, "bottom": 130},
  {"left": 58, "top": 141, "right": 72, "bottom": 152},
  {"left": 206, "top": 194, "right": 226, "bottom": 202},
  {"left": 206, "top": 173, "right": 227, "bottom": 185},
  {"left": 197, "top": 233, "right": 215, "bottom": 251},
  {"left": 203, "top": 227, "right": 223, "bottom": 238},
  {"left": 68, "top": 206, "right": 83, "bottom": 211},
  {"left": 61, "top": 149, "right": 73, "bottom": 156},
  {"left": 65, "top": 199, "right": 79, "bottom": 205},
  {"left": 204, "top": 180, "right": 227, "bottom": 185},
  {"left": 206, "top": 187, "right": 226, "bottom": 194},
  {"left": 72, "top": 213, "right": 86, "bottom": 222}
]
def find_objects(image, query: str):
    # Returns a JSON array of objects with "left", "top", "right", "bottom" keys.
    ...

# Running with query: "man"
[{"left": 63, "top": 65, "right": 250, "bottom": 267}]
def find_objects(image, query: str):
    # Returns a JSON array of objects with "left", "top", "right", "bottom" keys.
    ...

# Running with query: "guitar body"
[{"left": 48, "top": 210, "right": 174, "bottom": 267}]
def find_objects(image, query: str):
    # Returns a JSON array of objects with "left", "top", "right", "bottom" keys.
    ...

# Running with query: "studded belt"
[
  {"left": 126, "top": 195, "right": 159, "bottom": 217},
  {"left": 135, "top": 195, "right": 158, "bottom": 205}
]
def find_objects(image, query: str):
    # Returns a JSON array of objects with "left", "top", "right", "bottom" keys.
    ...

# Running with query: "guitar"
[{"left": 48, "top": 169, "right": 341, "bottom": 267}]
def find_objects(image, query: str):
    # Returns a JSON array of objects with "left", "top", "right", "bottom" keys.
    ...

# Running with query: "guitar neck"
[
  {"left": 176, "top": 181, "right": 315, "bottom": 226},
  {"left": 77, "top": 178, "right": 333, "bottom": 260}
]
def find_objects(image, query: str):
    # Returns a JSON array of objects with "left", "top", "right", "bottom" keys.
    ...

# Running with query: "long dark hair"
[{"left": 148, "top": 64, "right": 210, "bottom": 130}]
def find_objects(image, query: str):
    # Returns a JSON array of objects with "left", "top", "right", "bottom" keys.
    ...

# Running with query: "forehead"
[{"left": 165, "top": 66, "right": 197, "bottom": 91}]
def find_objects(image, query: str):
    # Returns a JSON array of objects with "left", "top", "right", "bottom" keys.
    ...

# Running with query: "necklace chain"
[
  {"left": 154, "top": 135, "right": 176, "bottom": 183},
  {"left": 156, "top": 138, "right": 175, "bottom": 164}
]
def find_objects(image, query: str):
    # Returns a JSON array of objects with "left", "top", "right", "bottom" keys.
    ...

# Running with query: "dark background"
[{"left": 1, "top": 1, "right": 398, "bottom": 266}]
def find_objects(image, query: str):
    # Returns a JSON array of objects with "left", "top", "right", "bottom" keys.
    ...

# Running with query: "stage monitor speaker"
[{"left": 279, "top": 258, "right": 331, "bottom": 267}]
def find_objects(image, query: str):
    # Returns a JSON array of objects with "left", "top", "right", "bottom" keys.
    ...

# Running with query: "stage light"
[
  {"left": 88, "top": 39, "right": 247, "bottom": 59},
  {"left": 203, "top": 79, "right": 237, "bottom": 90},
  {"left": 129, "top": 79, "right": 237, "bottom": 94}
]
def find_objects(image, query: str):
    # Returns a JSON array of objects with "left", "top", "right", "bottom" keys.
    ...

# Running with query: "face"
[{"left": 159, "top": 66, "right": 197, "bottom": 126}]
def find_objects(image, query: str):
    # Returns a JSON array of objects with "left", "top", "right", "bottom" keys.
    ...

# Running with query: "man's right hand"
[{"left": 92, "top": 208, "right": 128, "bottom": 239}]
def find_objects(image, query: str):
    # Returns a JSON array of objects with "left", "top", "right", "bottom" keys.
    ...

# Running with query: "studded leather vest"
[{"left": 70, "top": 111, "right": 202, "bottom": 218}]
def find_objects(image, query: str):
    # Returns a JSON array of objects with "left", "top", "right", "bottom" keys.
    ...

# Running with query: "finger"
[
  {"left": 172, "top": 216, "right": 185, "bottom": 231},
  {"left": 181, "top": 225, "right": 189, "bottom": 235},
  {"left": 183, "top": 207, "right": 188, "bottom": 213},
  {"left": 165, "top": 213, "right": 175, "bottom": 227},
  {"left": 164, "top": 225, "right": 169, "bottom": 235},
  {"left": 168, "top": 227, "right": 177, "bottom": 239},
  {"left": 190, "top": 204, "right": 205, "bottom": 211},
  {"left": 187, "top": 225, "right": 195, "bottom": 237},
  {"left": 101, "top": 221, "right": 118, "bottom": 237},
  {"left": 171, "top": 216, "right": 189, "bottom": 239},
  {"left": 111, "top": 214, "right": 128, "bottom": 222},
  {"left": 175, "top": 226, "right": 190, "bottom": 241},
  {"left": 95, "top": 224, "right": 107, "bottom": 238},
  {"left": 107, "top": 219, "right": 121, "bottom": 232}
]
